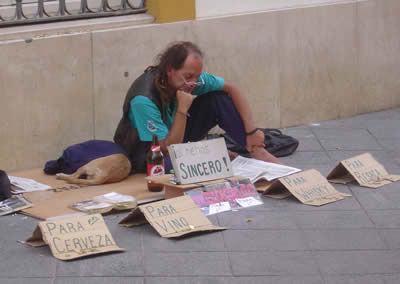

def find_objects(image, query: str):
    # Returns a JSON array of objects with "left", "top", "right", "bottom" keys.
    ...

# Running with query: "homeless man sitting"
[{"left": 113, "top": 41, "right": 281, "bottom": 173}]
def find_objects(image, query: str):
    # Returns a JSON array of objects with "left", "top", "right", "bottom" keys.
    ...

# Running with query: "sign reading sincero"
[{"left": 168, "top": 138, "right": 233, "bottom": 184}]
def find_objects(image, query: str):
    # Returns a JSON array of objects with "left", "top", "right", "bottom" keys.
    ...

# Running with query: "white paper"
[
  {"left": 94, "top": 192, "right": 135, "bottom": 204},
  {"left": 231, "top": 156, "right": 301, "bottom": 182},
  {"left": 208, "top": 202, "right": 231, "bottom": 215},
  {"left": 8, "top": 176, "right": 51, "bottom": 192},
  {"left": 236, "top": 196, "right": 264, "bottom": 208}
]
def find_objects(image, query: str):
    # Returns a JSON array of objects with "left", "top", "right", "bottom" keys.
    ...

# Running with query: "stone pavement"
[{"left": 1, "top": 108, "right": 400, "bottom": 284}]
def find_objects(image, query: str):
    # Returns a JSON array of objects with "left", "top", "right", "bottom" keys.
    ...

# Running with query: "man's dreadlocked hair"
[{"left": 150, "top": 41, "right": 203, "bottom": 90}]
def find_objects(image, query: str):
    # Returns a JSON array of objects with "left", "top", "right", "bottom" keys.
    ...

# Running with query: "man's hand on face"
[
  {"left": 180, "top": 81, "right": 197, "bottom": 93},
  {"left": 176, "top": 90, "right": 194, "bottom": 114}
]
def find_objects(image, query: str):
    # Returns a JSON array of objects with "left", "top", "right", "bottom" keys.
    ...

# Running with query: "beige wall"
[{"left": 1, "top": 0, "right": 399, "bottom": 171}]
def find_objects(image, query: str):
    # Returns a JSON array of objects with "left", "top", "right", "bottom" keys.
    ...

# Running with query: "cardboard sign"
[
  {"left": 168, "top": 138, "right": 233, "bottom": 184},
  {"left": 264, "top": 169, "right": 348, "bottom": 206},
  {"left": 327, "top": 152, "right": 400, "bottom": 188},
  {"left": 25, "top": 214, "right": 123, "bottom": 260},
  {"left": 119, "top": 196, "right": 225, "bottom": 238}
]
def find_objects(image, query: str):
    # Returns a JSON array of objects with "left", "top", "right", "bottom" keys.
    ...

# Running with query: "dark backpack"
[
  {"left": 0, "top": 170, "right": 12, "bottom": 201},
  {"left": 44, "top": 140, "right": 128, "bottom": 175},
  {"left": 223, "top": 128, "right": 299, "bottom": 158}
]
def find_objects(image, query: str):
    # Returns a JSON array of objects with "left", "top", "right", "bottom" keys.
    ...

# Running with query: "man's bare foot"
[{"left": 250, "top": 146, "right": 282, "bottom": 164}]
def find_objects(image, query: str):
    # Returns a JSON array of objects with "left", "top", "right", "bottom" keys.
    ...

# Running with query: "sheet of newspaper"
[
  {"left": 231, "top": 156, "right": 301, "bottom": 182},
  {"left": 8, "top": 176, "right": 51, "bottom": 193},
  {"left": 0, "top": 196, "right": 33, "bottom": 216}
]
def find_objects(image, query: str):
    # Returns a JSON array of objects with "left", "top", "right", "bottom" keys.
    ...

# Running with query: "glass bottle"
[{"left": 146, "top": 134, "right": 165, "bottom": 192}]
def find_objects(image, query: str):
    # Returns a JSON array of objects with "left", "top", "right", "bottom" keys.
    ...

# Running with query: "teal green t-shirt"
[{"left": 128, "top": 72, "right": 224, "bottom": 141}]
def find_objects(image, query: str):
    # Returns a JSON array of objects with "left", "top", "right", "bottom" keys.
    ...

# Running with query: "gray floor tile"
[
  {"left": 223, "top": 229, "right": 308, "bottom": 251},
  {"left": 295, "top": 138, "right": 324, "bottom": 152},
  {"left": 319, "top": 137, "right": 382, "bottom": 151},
  {"left": 0, "top": 278, "right": 54, "bottom": 284},
  {"left": 281, "top": 127, "right": 316, "bottom": 139},
  {"left": 146, "top": 276, "right": 324, "bottom": 284},
  {"left": 217, "top": 210, "right": 298, "bottom": 229},
  {"left": 56, "top": 251, "right": 143, "bottom": 276},
  {"left": 367, "top": 210, "right": 400, "bottom": 228},
  {"left": 315, "top": 250, "right": 400, "bottom": 274},
  {"left": 229, "top": 251, "right": 318, "bottom": 276},
  {"left": 142, "top": 225, "right": 226, "bottom": 252},
  {"left": 303, "top": 229, "right": 387, "bottom": 250},
  {"left": 293, "top": 211, "right": 375, "bottom": 229},
  {"left": 55, "top": 277, "right": 144, "bottom": 284},
  {"left": 144, "top": 252, "right": 231, "bottom": 276},
  {"left": 310, "top": 118, "right": 368, "bottom": 129},
  {"left": 0, "top": 241, "right": 56, "bottom": 277},
  {"left": 312, "top": 128, "right": 375, "bottom": 140},
  {"left": 279, "top": 151, "right": 333, "bottom": 167},
  {"left": 383, "top": 274, "right": 400, "bottom": 284},
  {"left": 368, "top": 120, "right": 400, "bottom": 139},
  {"left": 376, "top": 138, "right": 400, "bottom": 152},
  {"left": 324, "top": 275, "right": 386, "bottom": 284},
  {"left": 312, "top": 128, "right": 383, "bottom": 151},
  {"left": 350, "top": 185, "right": 400, "bottom": 210},
  {"left": 378, "top": 229, "right": 400, "bottom": 249}
]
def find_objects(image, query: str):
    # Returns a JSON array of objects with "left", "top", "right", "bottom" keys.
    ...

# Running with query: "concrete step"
[{"left": 0, "top": 12, "right": 153, "bottom": 41}]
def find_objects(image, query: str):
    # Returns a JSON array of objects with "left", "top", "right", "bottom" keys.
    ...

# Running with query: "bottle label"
[
  {"left": 151, "top": 145, "right": 161, "bottom": 152},
  {"left": 147, "top": 164, "right": 165, "bottom": 176}
]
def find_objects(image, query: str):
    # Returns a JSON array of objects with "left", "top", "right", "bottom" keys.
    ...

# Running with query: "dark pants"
[
  {"left": 164, "top": 91, "right": 246, "bottom": 171},
  {"left": 184, "top": 91, "right": 246, "bottom": 145}
]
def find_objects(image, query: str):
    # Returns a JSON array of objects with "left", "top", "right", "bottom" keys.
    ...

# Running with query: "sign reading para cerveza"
[
  {"left": 327, "top": 152, "right": 400, "bottom": 188},
  {"left": 168, "top": 138, "right": 233, "bottom": 184},
  {"left": 25, "top": 214, "right": 123, "bottom": 260}
]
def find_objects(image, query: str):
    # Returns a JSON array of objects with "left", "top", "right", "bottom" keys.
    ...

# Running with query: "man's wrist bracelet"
[
  {"left": 245, "top": 128, "right": 258, "bottom": 136},
  {"left": 176, "top": 111, "right": 190, "bottom": 117}
]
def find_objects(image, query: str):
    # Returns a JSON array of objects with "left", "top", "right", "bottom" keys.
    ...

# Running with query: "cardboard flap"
[
  {"left": 327, "top": 163, "right": 355, "bottom": 184},
  {"left": 118, "top": 207, "right": 148, "bottom": 227},
  {"left": 124, "top": 196, "right": 225, "bottom": 238},
  {"left": 254, "top": 180, "right": 274, "bottom": 193},
  {"left": 25, "top": 226, "right": 46, "bottom": 247},
  {"left": 26, "top": 214, "right": 123, "bottom": 260},
  {"left": 262, "top": 180, "right": 292, "bottom": 199},
  {"left": 384, "top": 175, "right": 400, "bottom": 182}
]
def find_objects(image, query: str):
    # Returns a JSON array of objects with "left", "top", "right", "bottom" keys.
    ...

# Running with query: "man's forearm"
[{"left": 160, "top": 112, "right": 187, "bottom": 152}]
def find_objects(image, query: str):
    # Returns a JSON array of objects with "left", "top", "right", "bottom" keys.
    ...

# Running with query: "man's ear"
[{"left": 166, "top": 65, "right": 174, "bottom": 76}]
